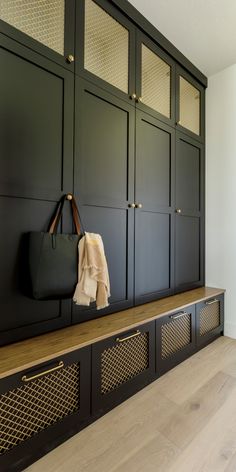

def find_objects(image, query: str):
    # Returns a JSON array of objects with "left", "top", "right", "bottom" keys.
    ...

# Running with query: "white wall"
[{"left": 206, "top": 64, "right": 236, "bottom": 338}]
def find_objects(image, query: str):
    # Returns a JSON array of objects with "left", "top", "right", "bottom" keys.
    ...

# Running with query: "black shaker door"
[
  {"left": 0, "top": 34, "right": 74, "bottom": 346},
  {"left": 175, "top": 132, "right": 205, "bottom": 291},
  {"left": 73, "top": 78, "right": 135, "bottom": 323},
  {"left": 135, "top": 111, "right": 175, "bottom": 304}
]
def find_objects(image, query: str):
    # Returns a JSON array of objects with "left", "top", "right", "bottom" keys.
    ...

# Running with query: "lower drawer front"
[
  {"left": 197, "top": 294, "right": 224, "bottom": 345},
  {"left": 92, "top": 322, "right": 155, "bottom": 413},
  {"left": 0, "top": 347, "right": 91, "bottom": 468},
  {"left": 156, "top": 305, "right": 196, "bottom": 375},
  {"left": 199, "top": 300, "right": 220, "bottom": 336},
  {"left": 1, "top": 363, "right": 79, "bottom": 455},
  {"left": 161, "top": 312, "right": 191, "bottom": 360},
  {"left": 101, "top": 330, "right": 149, "bottom": 395}
]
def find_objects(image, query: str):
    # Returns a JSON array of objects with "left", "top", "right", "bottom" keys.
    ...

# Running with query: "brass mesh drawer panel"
[
  {"left": 200, "top": 301, "right": 220, "bottom": 336},
  {"left": 0, "top": 363, "right": 80, "bottom": 455},
  {"left": 101, "top": 333, "right": 149, "bottom": 395},
  {"left": 161, "top": 314, "right": 191, "bottom": 359}
]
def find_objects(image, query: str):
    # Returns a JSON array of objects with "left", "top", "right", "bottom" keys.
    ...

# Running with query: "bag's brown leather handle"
[{"left": 49, "top": 195, "right": 82, "bottom": 235}]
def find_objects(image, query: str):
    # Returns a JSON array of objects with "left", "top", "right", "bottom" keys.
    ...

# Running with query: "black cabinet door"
[
  {"left": 0, "top": 0, "right": 75, "bottom": 71},
  {"left": 0, "top": 346, "right": 91, "bottom": 472},
  {"left": 92, "top": 322, "right": 155, "bottom": 414},
  {"left": 156, "top": 304, "right": 196, "bottom": 376},
  {"left": 134, "top": 111, "right": 175, "bottom": 304},
  {"left": 175, "top": 132, "right": 205, "bottom": 291},
  {"left": 0, "top": 34, "right": 74, "bottom": 201},
  {"left": 76, "top": 0, "right": 135, "bottom": 104},
  {"left": 72, "top": 78, "right": 135, "bottom": 323},
  {"left": 0, "top": 34, "right": 74, "bottom": 346},
  {"left": 196, "top": 294, "right": 224, "bottom": 347}
]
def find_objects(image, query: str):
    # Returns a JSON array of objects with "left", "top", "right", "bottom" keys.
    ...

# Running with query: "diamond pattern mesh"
[
  {"left": 0, "top": 363, "right": 80, "bottom": 455},
  {"left": 161, "top": 314, "right": 191, "bottom": 359},
  {"left": 0, "top": 0, "right": 65, "bottom": 55},
  {"left": 101, "top": 333, "right": 149, "bottom": 395},
  {"left": 84, "top": 0, "right": 129, "bottom": 93},
  {"left": 200, "top": 302, "right": 220, "bottom": 336},
  {"left": 141, "top": 44, "right": 170, "bottom": 118},
  {"left": 179, "top": 76, "right": 200, "bottom": 135}
]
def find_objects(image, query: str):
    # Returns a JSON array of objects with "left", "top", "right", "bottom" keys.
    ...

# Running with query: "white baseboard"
[{"left": 224, "top": 323, "right": 236, "bottom": 339}]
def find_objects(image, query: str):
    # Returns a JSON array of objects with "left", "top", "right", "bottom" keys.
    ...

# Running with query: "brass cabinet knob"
[
  {"left": 130, "top": 93, "right": 137, "bottom": 100},
  {"left": 136, "top": 203, "right": 143, "bottom": 209},
  {"left": 66, "top": 54, "right": 74, "bottom": 63},
  {"left": 128, "top": 203, "right": 135, "bottom": 208},
  {"left": 176, "top": 208, "right": 182, "bottom": 214}
]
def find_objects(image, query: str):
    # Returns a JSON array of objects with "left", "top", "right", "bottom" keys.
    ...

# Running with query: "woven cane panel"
[
  {"left": 0, "top": 0, "right": 65, "bottom": 55},
  {"left": 161, "top": 314, "right": 191, "bottom": 360},
  {"left": 85, "top": 0, "right": 129, "bottom": 93},
  {"left": 141, "top": 44, "right": 170, "bottom": 118},
  {"left": 179, "top": 76, "right": 200, "bottom": 135},
  {"left": 0, "top": 363, "right": 80, "bottom": 455},
  {"left": 200, "top": 302, "right": 220, "bottom": 336},
  {"left": 101, "top": 333, "right": 149, "bottom": 395}
]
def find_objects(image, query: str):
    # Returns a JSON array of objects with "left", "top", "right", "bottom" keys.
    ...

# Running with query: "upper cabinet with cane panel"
[
  {"left": 135, "top": 31, "right": 176, "bottom": 125},
  {"left": 77, "top": 0, "right": 176, "bottom": 122},
  {"left": 0, "top": 0, "right": 75, "bottom": 70},
  {"left": 76, "top": 0, "right": 136, "bottom": 102},
  {"left": 176, "top": 66, "right": 205, "bottom": 142}
]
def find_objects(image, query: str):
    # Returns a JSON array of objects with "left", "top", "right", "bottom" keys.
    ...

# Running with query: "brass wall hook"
[{"left": 66, "top": 193, "right": 73, "bottom": 201}]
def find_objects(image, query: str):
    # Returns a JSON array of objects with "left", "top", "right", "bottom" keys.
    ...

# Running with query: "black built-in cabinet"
[
  {"left": 0, "top": 0, "right": 206, "bottom": 346},
  {"left": 0, "top": 290, "right": 224, "bottom": 472}
]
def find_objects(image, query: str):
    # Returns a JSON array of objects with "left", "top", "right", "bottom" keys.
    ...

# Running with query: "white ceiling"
[{"left": 128, "top": 0, "right": 236, "bottom": 77}]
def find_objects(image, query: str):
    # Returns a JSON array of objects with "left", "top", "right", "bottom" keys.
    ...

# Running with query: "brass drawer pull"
[
  {"left": 116, "top": 330, "right": 141, "bottom": 343},
  {"left": 169, "top": 311, "right": 188, "bottom": 320},
  {"left": 205, "top": 299, "right": 219, "bottom": 305},
  {"left": 22, "top": 361, "right": 64, "bottom": 383}
]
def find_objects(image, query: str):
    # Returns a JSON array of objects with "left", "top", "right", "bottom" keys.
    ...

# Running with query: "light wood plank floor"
[{"left": 25, "top": 336, "right": 236, "bottom": 472}]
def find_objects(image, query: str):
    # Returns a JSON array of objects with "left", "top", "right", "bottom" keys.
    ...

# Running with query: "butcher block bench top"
[{"left": 0, "top": 286, "right": 225, "bottom": 379}]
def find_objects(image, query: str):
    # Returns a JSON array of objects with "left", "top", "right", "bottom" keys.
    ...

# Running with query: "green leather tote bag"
[{"left": 28, "top": 194, "right": 83, "bottom": 300}]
